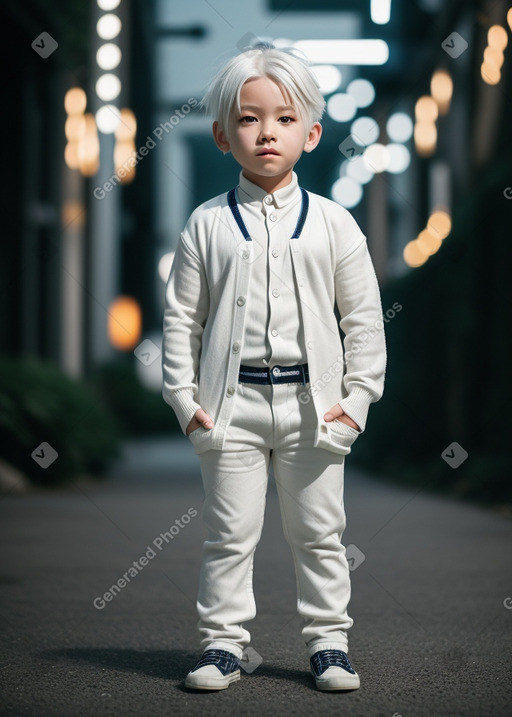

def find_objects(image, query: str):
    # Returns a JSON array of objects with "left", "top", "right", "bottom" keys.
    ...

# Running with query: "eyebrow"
[{"left": 240, "top": 104, "right": 296, "bottom": 112}]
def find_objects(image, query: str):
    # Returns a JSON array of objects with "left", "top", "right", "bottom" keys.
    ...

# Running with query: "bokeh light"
[
  {"left": 351, "top": 116, "right": 380, "bottom": 145},
  {"left": 363, "top": 143, "right": 390, "bottom": 173},
  {"left": 403, "top": 240, "right": 429, "bottom": 267},
  {"left": 386, "top": 144, "right": 411, "bottom": 173},
  {"left": 97, "top": 14, "right": 122, "bottom": 40},
  {"left": 386, "top": 112, "right": 413, "bottom": 143},
  {"left": 96, "top": 73, "right": 122, "bottom": 101},
  {"left": 327, "top": 93, "right": 357, "bottom": 122},
  {"left": 96, "top": 43, "right": 122, "bottom": 71},
  {"left": 346, "top": 78, "right": 375, "bottom": 108},
  {"left": 108, "top": 296, "right": 142, "bottom": 350},
  {"left": 95, "top": 104, "right": 122, "bottom": 134},
  {"left": 311, "top": 65, "right": 342, "bottom": 94},
  {"left": 487, "top": 24, "right": 508, "bottom": 50},
  {"left": 64, "top": 87, "right": 87, "bottom": 115},
  {"left": 430, "top": 69, "right": 453, "bottom": 114},
  {"left": 331, "top": 176, "right": 363, "bottom": 208},
  {"left": 415, "top": 95, "right": 439, "bottom": 123}
]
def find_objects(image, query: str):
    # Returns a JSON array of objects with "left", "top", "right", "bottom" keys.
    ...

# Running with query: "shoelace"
[
  {"left": 310, "top": 649, "right": 356, "bottom": 676},
  {"left": 191, "top": 648, "right": 240, "bottom": 676}
]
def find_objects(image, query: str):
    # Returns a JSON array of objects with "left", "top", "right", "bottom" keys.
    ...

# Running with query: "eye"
[
  {"left": 279, "top": 116, "right": 295, "bottom": 123},
  {"left": 239, "top": 115, "right": 257, "bottom": 123}
]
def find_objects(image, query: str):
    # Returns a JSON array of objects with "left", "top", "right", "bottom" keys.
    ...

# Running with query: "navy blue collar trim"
[{"left": 227, "top": 187, "right": 309, "bottom": 242}]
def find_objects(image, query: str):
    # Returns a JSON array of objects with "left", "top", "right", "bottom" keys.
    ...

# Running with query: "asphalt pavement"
[{"left": 1, "top": 435, "right": 511, "bottom": 717}]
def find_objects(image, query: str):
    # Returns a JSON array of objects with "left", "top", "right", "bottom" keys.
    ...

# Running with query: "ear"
[
  {"left": 303, "top": 122, "right": 322, "bottom": 153},
  {"left": 212, "top": 121, "right": 231, "bottom": 154}
]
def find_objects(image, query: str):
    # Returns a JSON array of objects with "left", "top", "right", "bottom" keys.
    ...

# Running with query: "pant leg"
[
  {"left": 195, "top": 383, "right": 272, "bottom": 657},
  {"left": 272, "top": 383, "right": 354, "bottom": 656}
]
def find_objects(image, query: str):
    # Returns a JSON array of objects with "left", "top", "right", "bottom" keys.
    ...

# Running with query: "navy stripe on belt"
[{"left": 239, "top": 363, "right": 309, "bottom": 385}]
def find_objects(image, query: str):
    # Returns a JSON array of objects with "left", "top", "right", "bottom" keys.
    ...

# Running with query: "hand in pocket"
[{"left": 186, "top": 407, "right": 215, "bottom": 435}]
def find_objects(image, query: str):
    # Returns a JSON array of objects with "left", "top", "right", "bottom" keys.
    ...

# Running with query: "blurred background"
[{"left": 1, "top": 0, "right": 511, "bottom": 504}]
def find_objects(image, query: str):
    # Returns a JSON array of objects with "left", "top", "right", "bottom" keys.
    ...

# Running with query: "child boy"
[{"left": 162, "top": 43, "right": 386, "bottom": 692}]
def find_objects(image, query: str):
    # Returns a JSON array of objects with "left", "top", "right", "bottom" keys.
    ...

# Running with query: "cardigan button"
[
  {"left": 236, "top": 296, "right": 246, "bottom": 306},
  {"left": 232, "top": 342, "right": 240, "bottom": 353},
  {"left": 227, "top": 386, "right": 235, "bottom": 396}
]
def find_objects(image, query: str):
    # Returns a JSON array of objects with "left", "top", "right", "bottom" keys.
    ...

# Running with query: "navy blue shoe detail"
[
  {"left": 190, "top": 649, "right": 240, "bottom": 677},
  {"left": 310, "top": 649, "right": 356, "bottom": 677}
]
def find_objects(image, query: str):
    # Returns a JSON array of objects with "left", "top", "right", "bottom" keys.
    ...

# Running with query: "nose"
[{"left": 258, "top": 121, "right": 276, "bottom": 143}]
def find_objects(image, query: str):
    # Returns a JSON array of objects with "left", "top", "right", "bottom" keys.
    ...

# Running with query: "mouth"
[{"left": 257, "top": 148, "right": 280, "bottom": 156}]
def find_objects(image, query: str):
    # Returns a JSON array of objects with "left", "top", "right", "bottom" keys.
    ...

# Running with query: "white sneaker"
[
  {"left": 310, "top": 649, "right": 360, "bottom": 691},
  {"left": 185, "top": 648, "right": 241, "bottom": 690}
]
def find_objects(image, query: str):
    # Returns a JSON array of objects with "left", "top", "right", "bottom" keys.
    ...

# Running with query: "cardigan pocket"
[
  {"left": 326, "top": 419, "right": 360, "bottom": 454},
  {"left": 188, "top": 424, "right": 214, "bottom": 444}
]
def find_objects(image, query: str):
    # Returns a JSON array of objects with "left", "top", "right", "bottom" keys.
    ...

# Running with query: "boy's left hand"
[{"left": 323, "top": 405, "right": 361, "bottom": 432}]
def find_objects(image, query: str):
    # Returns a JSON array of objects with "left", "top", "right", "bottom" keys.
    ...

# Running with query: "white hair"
[{"left": 200, "top": 43, "right": 326, "bottom": 137}]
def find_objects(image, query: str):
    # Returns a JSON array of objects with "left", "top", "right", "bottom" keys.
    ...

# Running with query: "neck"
[{"left": 241, "top": 169, "right": 294, "bottom": 194}]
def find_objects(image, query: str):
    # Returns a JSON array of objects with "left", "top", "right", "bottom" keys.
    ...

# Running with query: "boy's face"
[{"left": 213, "top": 76, "right": 322, "bottom": 192}]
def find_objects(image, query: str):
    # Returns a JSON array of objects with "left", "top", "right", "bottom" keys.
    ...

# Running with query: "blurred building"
[{"left": 1, "top": 0, "right": 510, "bottom": 390}]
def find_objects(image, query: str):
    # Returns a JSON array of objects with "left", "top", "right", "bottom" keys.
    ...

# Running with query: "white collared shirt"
[{"left": 236, "top": 170, "right": 307, "bottom": 368}]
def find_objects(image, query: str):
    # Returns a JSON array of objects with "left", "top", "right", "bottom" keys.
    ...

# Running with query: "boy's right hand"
[{"left": 186, "top": 408, "right": 215, "bottom": 435}]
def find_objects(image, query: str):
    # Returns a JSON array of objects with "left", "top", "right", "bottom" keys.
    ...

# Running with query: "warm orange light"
[
  {"left": 430, "top": 70, "right": 453, "bottom": 115},
  {"left": 483, "top": 45, "right": 504, "bottom": 69},
  {"left": 78, "top": 114, "right": 100, "bottom": 177},
  {"left": 414, "top": 122, "right": 437, "bottom": 157},
  {"left": 65, "top": 115, "right": 86, "bottom": 142},
  {"left": 415, "top": 95, "right": 439, "bottom": 123},
  {"left": 108, "top": 296, "right": 142, "bottom": 350},
  {"left": 416, "top": 229, "right": 442, "bottom": 255},
  {"left": 115, "top": 109, "right": 137, "bottom": 141},
  {"left": 403, "top": 240, "right": 429, "bottom": 267},
  {"left": 480, "top": 62, "right": 501, "bottom": 85},
  {"left": 64, "top": 142, "right": 80, "bottom": 170},
  {"left": 114, "top": 139, "right": 137, "bottom": 183},
  {"left": 64, "top": 87, "right": 87, "bottom": 115},
  {"left": 487, "top": 24, "right": 508, "bottom": 50},
  {"left": 508, "top": 8, "right": 512, "bottom": 32},
  {"left": 427, "top": 210, "right": 452, "bottom": 240}
]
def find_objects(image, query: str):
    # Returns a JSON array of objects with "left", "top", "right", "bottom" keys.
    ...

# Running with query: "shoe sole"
[
  {"left": 185, "top": 670, "right": 241, "bottom": 691},
  {"left": 312, "top": 671, "right": 360, "bottom": 691}
]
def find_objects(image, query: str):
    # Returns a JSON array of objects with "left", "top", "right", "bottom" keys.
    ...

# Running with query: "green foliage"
[{"left": 0, "top": 356, "right": 122, "bottom": 486}]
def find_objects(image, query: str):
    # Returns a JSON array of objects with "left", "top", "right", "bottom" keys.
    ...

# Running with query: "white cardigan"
[{"left": 162, "top": 173, "right": 387, "bottom": 456}]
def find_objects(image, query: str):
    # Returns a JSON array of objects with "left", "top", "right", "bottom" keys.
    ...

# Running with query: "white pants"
[{"left": 194, "top": 379, "right": 354, "bottom": 660}]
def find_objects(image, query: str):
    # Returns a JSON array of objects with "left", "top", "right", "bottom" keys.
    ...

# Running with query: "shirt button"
[
  {"left": 242, "top": 250, "right": 249, "bottom": 260},
  {"left": 264, "top": 195, "right": 273, "bottom": 205},
  {"left": 227, "top": 386, "right": 235, "bottom": 396},
  {"left": 307, "top": 341, "right": 313, "bottom": 349},
  {"left": 272, "top": 289, "right": 280, "bottom": 298},
  {"left": 236, "top": 296, "right": 246, "bottom": 306},
  {"left": 272, "top": 249, "right": 279, "bottom": 258},
  {"left": 271, "top": 329, "right": 278, "bottom": 337},
  {"left": 269, "top": 214, "right": 277, "bottom": 222},
  {"left": 232, "top": 342, "right": 240, "bottom": 353}
]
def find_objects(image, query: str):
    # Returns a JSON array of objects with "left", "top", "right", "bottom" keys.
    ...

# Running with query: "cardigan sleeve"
[
  {"left": 162, "top": 229, "right": 210, "bottom": 435},
  {"left": 334, "top": 217, "right": 387, "bottom": 432}
]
